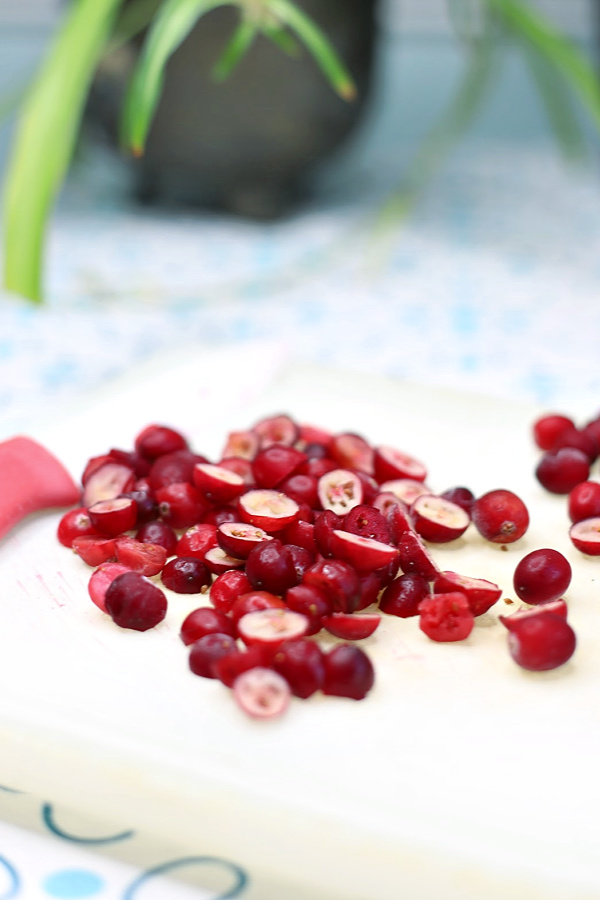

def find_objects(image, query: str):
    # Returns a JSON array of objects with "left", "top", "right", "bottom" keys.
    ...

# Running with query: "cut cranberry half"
[
  {"left": 237, "top": 608, "right": 309, "bottom": 648},
  {"left": 418, "top": 591, "right": 474, "bottom": 642},
  {"left": 303, "top": 558, "right": 361, "bottom": 614},
  {"left": 192, "top": 463, "right": 246, "bottom": 504},
  {"left": 397, "top": 530, "right": 440, "bottom": 581},
  {"left": 82, "top": 462, "right": 136, "bottom": 508},
  {"left": 372, "top": 492, "right": 413, "bottom": 543},
  {"left": 230, "top": 590, "right": 286, "bottom": 624},
  {"left": 175, "top": 523, "right": 218, "bottom": 559},
  {"left": 374, "top": 446, "right": 427, "bottom": 483},
  {"left": 88, "top": 562, "right": 131, "bottom": 613},
  {"left": 87, "top": 497, "right": 137, "bottom": 537},
  {"left": 471, "top": 490, "right": 529, "bottom": 544},
  {"left": 433, "top": 570, "right": 502, "bottom": 616},
  {"left": 322, "top": 644, "right": 375, "bottom": 700},
  {"left": 203, "top": 546, "right": 245, "bottom": 575},
  {"left": 114, "top": 536, "right": 167, "bottom": 576},
  {"left": 501, "top": 612, "right": 576, "bottom": 671},
  {"left": 329, "top": 432, "right": 374, "bottom": 474},
  {"left": 72, "top": 535, "right": 117, "bottom": 567},
  {"left": 104, "top": 571, "right": 167, "bottom": 631},
  {"left": 237, "top": 489, "right": 300, "bottom": 532},
  {"left": 317, "top": 469, "right": 363, "bottom": 516},
  {"left": 499, "top": 599, "right": 568, "bottom": 627},
  {"left": 252, "top": 414, "right": 299, "bottom": 447},
  {"left": 513, "top": 549, "right": 572, "bottom": 605},
  {"left": 233, "top": 668, "right": 292, "bottom": 719},
  {"left": 221, "top": 430, "right": 260, "bottom": 460},
  {"left": 569, "top": 517, "right": 600, "bottom": 555},
  {"left": 342, "top": 504, "right": 391, "bottom": 544},
  {"left": 251, "top": 444, "right": 307, "bottom": 489},
  {"left": 321, "top": 612, "right": 381, "bottom": 640},
  {"left": 330, "top": 529, "right": 398, "bottom": 573},
  {"left": 217, "top": 522, "right": 273, "bottom": 559},
  {"left": 378, "top": 479, "right": 430, "bottom": 506},
  {"left": 410, "top": 494, "right": 470, "bottom": 543}
]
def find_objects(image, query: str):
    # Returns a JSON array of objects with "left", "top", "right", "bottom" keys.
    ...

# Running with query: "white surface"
[{"left": 0, "top": 348, "right": 599, "bottom": 900}]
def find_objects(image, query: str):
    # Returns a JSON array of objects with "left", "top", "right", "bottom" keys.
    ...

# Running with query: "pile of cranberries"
[{"left": 56, "top": 414, "right": 578, "bottom": 719}]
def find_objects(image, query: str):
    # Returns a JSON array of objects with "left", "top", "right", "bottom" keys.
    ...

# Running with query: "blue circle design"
[
  {"left": 43, "top": 869, "right": 104, "bottom": 899},
  {"left": 41, "top": 805, "right": 135, "bottom": 845},
  {"left": 0, "top": 855, "right": 20, "bottom": 899},
  {"left": 122, "top": 857, "right": 248, "bottom": 899}
]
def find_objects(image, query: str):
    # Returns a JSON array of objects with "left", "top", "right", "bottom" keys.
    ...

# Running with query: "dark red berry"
[
  {"left": 380, "top": 572, "right": 430, "bottom": 618},
  {"left": 271, "top": 639, "right": 325, "bottom": 698},
  {"left": 104, "top": 571, "right": 167, "bottom": 631},
  {"left": 513, "top": 549, "right": 572, "bottom": 605},
  {"left": 322, "top": 644, "right": 375, "bottom": 700},
  {"left": 161, "top": 556, "right": 212, "bottom": 593},
  {"left": 189, "top": 633, "right": 238, "bottom": 678},
  {"left": 471, "top": 490, "right": 529, "bottom": 543},
  {"left": 535, "top": 448, "right": 590, "bottom": 495},
  {"left": 501, "top": 612, "right": 576, "bottom": 671}
]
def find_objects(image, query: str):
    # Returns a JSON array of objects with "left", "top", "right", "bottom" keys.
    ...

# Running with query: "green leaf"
[
  {"left": 121, "top": 0, "right": 224, "bottom": 155},
  {"left": 2, "top": 0, "right": 124, "bottom": 303},
  {"left": 483, "top": 0, "right": 600, "bottom": 132},
  {"left": 265, "top": 0, "right": 357, "bottom": 100},
  {"left": 212, "top": 17, "right": 257, "bottom": 81}
]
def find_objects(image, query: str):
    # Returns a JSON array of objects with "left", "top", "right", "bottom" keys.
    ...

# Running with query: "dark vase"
[{"left": 88, "top": 0, "right": 379, "bottom": 218}]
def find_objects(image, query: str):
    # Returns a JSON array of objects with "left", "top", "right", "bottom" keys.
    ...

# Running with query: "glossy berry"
[
  {"left": 380, "top": 572, "right": 430, "bottom": 618},
  {"left": 303, "top": 558, "right": 361, "bottom": 614},
  {"left": 535, "top": 448, "right": 590, "bottom": 495},
  {"left": 114, "top": 536, "right": 167, "bottom": 576},
  {"left": 439, "top": 486, "right": 474, "bottom": 516},
  {"left": 271, "top": 639, "right": 326, "bottom": 698},
  {"left": 189, "top": 633, "right": 238, "bottom": 678},
  {"left": 136, "top": 519, "right": 178, "bottom": 555},
  {"left": 161, "top": 556, "right": 212, "bottom": 593},
  {"left": 104, "top": 571, "right": 167, "bottom": 631},
  {"left": 532, "top": 413, "right": 575, "bottom": 451},
  {"left": 322, "top": 644, "right": 375, "bottom": 700},
  {"left": 513, "top": 549, "right": 571, "bottom": 605},
  {"left": 418, "top": 592, "right": 474, "bottom": 642},
  {"left": 569, "top": 517, "right": 600, "bottom": 555},
  {"left": 567, "top": 481, "right": 600, "bottom": 524},
  {"left": 57, "top": 508, "right": 98, "bottom": 548},
  {"left": 180, "top": 606, "right": 236, "bottom": 645},
  {"left": 134, "top": 424, "right": 188, "bottom": 459},
  {"left": 209, "top": 570, "right": 252, "bottom": 613},
  {"left": 245, "top": 539, "right": 299, "bottom": 594},
  {"left": 88, "top": 562, "right": 131, "bottom": 613},
  {"left": 433, "top": 571, "right": 501, "bottom": 617},
  {"left": 500, "top": 612, "right": 576, "bottom": 671},
  {"left": 471, "top": 489, "right": 529, "bottom": 544}
]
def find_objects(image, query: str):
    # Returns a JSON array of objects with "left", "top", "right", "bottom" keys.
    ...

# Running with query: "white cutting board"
[{"left": 0, "top": 344, "right": 599, "bottom": 900}]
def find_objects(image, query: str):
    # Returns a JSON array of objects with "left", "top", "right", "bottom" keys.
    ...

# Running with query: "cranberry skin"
[
  {"left": 303, "top": 559, "right": 361, "bottom": 614},
  {"left": 136, "top": 519, "right": 178, "bottom": 555},
  {"left": 210, "top": 570, "right": 252, "bottom": 613},
  {"left": 134, "top": 424, "right": 189, "bottom": 459},
  {"left": 439, "top": 486, "right": 474, "bottom": 516},
  {"left": 342, "top": 504, "right": 392, "bottom": 544},
  {"left": 272, "top": 639, "right": 325, "bottom": 698},
  {"left": 568, "top": 481, "right": 600, "bottom": 524},
  {"left": 72, "top": 535, "right": 117, "bottom": 567},
  {"left": 104, "top": 571, "right": 167, "bottom": 631},
  {"left": 57, "top": 508, "right": 99, "bottom": 547},
  {"left": 156, "top": 482, "right": 208, "bottom": 529},
  {"left": 148, "top": 450, "right": 206, "bottom": 490},
  {"left": 551, "top": 427, "right": 597, "bottom": 462},
  {"left": 214, "top": 645, "right": 272, "bottom": 687},
  {"left": 313, "top": 510, "right": 344, "bottom": 558},
  {"left": 175, "top": 523, "right": 218, "bottom": 559},
  {"left": 380, "top": 573, "right": 430, "bottom": 618},
  {"left": 189, "top": 633, "right": 238, "bottom": 678},
  {"left": 513, "top": 549, "right": 572, "bottom": 605},
  {"left": 230, "top": 591, "right": 286, "bottom": 624},
  {"left": 180, "top": 607, "right": 236, "bottom": 645},
  {"left": 322, "top": 644, "right": 375, "bottom": 700},
  {"left": 281, "top": 519, "right": 317, "bottom": 556},
  {"left": 471, "top": 490, "right": 529, "bottom": 543},
  {"left": 114, "top": 536, "right": 167, "bottom": 576},
  {"left": 245, "top": 540, "right": 299, "bottom": 594},
  {"left": 418, "top": 592, "right": 474, "bottom": 642},
  {"left": 285, "top": 583, "right": 334, "bottom": 634},
  {"left": 535, "top": 448, "right": 590, "bottom": 495},
  {"left": 503, "top": 613, "right": 576, "bottom": 671},
  {"left": 278, "top": 474, "right": 319, "bottom": 509},
  {"left": 251, "top": 444, "right": 307, "bottom": 489},
  {"left": 532, "top": 413, "right": 575, "bottom": 451},
  {"left": 202, "top": 506, "right": 239, "bottom": 528},
  {"left": 161, "top": 556, "right": 212, "bottom": 594}
]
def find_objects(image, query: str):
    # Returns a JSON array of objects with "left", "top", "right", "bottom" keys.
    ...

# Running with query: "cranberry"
[
  {"left": 372, "top": 493, "right": 412, "bottom": 543},
  {"left": 532, "top": 413, "right": 575, "bottom": 451},
  {"left": 317, "top": 469, "right": 363, "bottom": 516},
  {"left": 189, "top": 633, "right": 238, "bottom": 678},
  {"left": 380, "top": 572, "right": 430, "bottom": 618},
  {"left": 322, "top": 644, "right": 375, "bottom": 700},
  {"left": 569, "top": 517, "right": 600, "bottom": 555},
  {"left": 245, "top": 539, "right": 299, "bottom": 594},
  {"left": 57, "top": 507, "right": 99, "bottom": 548},
  {"left": 180, "top": 606, "right": 236, "bottom": 645},
  {"left": 238, "top": 608, "right": 309, "bottom": 648},
  {"left": 221, "top": 429, "right": 260, "bottom": 460},
  {"left": 284, "top": 583, "right": 333, "bottom": 634},
  {"left": 203, "top": 546, "right": 245, "bottom": 575},
  {"left": 114, "top": 535, "right": 166, "bottom": 575},
  {"left": 271, "top": 639, "right": 325, "bottom": 698},
  {"left": 209, "top": 570, "right": 252, "bottom": 613},
  {"left": 104, "top": 571, "right": 167, "bottom": 631},
  {"left": 175, "top": 523, "right": 218, "bottom": 559},
  {"left": 217, "top": 522, "right": 273, "bottom": 559},
  {"left": 213, "top": 645, "right": 271, "bottom": 687},
  {"left": 380, "top": 478, "right": 430, "bottom": 507},
  {"left": 471, "top": 489, "right": 529, "bottom": 543},
  {"left": 513, "top": 549, "right": 572, "bottom": 605},
  {"left": 535, "top": 448, "right": 590, "bottom": 495},
  {"left": 410, "top": 494, "right": 470, "bottom": 543},
  {"left": 72, "top": 535, "right": 117, "bottom": 567},
  {"left": 568, "top": 481, "right": 600, "bottom": 524},
  {"left": 373, "top": 445, "right": 427, "bottom": 483},
  {"left": 134, "top": 424, "right": 188, "bottom": 459},
  {"left": 251, "top": 444, "right": 306, "bottom": 489},
  {"left": 551, "top": 427, "right": 597, "bottom": 461},
  {"left": 298, "top": 422, "right": 333, "bottom": 448},
  {"left": 252, "top": 414, "right": 299, "bottom": 447},
  {"left": 313, "top": 510, "right": 344, "bottom": 557},
  {"left": 202, "top": 505, "right": 239, "bottom": 527},
  {"left": 86, "top": 497, "right": 137, "bottom": 536},
  {"left": 156, "top": 482, "right": 208, "bottom": 529},
  {"left": 136, "top": 519, "right": 178, "bottom": 555},
  {"left": 233, "top": 667, "right": 291, "bottom": 718},
  {"left": 281, "top": 519, "right": 317, "bottom": 556},
  {"left": 501, "top": 612, "right": 576, "bottom": 671},
  {"left": 342, "top": 504, "right": 391, "bottom": 544},
  {"left": 322, "top": 612, "right": 381, "bottom": 640},
  {"left": 108, "top": 448, "right": 151, "bottom": 478},
  {"left": 285, "top": 543, "right": 314, "bottom": 580},
  {"left": 148, "top": 450, "right": 205, "bottom": 490},
  {"left": 82, "top": 461, "right": 136, "bottom": 508},
  {"left": 330, "top": 432, "right": 374, "bottom": 474},
  {"left": 161, "top": 556, "right": 212, "bottom": 593},
  {"left": 122, "top": 488, "right": 158, "bottom": 524},
  {"left": 218, "top": 456, "right": 255, "bottom": 486},
  {"left": 230, "top": 590, "right": 286, "bottom": 624},
  {"left": 88, "top": 562, "right": 131, "bottom": 612},
  {"left": 237, "top": 489, "right": 300, "bottom": 532},
  {"left": 330, "top": 529, "right": 398, "bottom": 573},
  {"left": 439, "top": 486, "right": 474, "bottom": 515},
  {"left": 433, "top": 571, "right": 502, "bottom": 616},
  {"left": 397, "top": 530, "right": 440, "bottom": 580},
  {"left": 277, "top": 473, "right": 319, "bottom": 509},
  {"left": 300, "top": 456, "right": 337, "bottom": 479},
  {"left": 418, "top": 592, "right": 474, "bottom": 642},
  {"left": 303, "top": 558, "right": 361, "bottom": 614}
]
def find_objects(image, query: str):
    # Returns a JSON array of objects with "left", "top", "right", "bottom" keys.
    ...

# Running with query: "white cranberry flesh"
[
  {"left": 192, "top": 463, "right": 245, "bottom": 503},
  {"left": 411, "top": 494, "right": 470, "bottom": 543},
  {"left": 237, "top": 489, "right": 299, "bottom": 532},
  {"left": 237, "top": 608, "right": 309, "bottom": 648},
  {"left": 378, "top": 478, "right": 430, "bottom": 506},
  {"left": 374, "top": 445, "right": 427, "bottom": 482},
  {"left": 330, "top": 529, "right": 398, "bottom": 573},
  {"left": 217, "top": 522, "right": 273, "bottom": 558},
  {"left": 233, "top": 667, "right": 291, "bottom": 718},
  {"left": 82, "top": 462, "right": 135, "bottom": 507},
  {"left": 87, "top": 496, "right": 137, "bottom": 536},
  {"left": 317, "top": 469, "right": 363, "bottom": 516}
]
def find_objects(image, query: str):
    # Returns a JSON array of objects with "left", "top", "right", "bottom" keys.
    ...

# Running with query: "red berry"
[
  {"left": 322, "top": 644, "right": 375, "bottom": 700},
  {"left": 209, "top": 570, "right": 252, "bottom": 613},
  {"left": 180, "top": 606, "right": 236, "bottom": 645},
  {"left": 500, "top": 612, "right": 576, "bottom": 671},
  {"left": 104, "top": 571, "right": 167, "bottom": 631},
  {"left": 317, "top": 469, "right": 363, "bottom": 516},
  {"left": 114, "top": 536, "right": 167, "bottom": 576},
  {"left": 330, "top": 432, "right": 374, "bottom": 474},
  {"left": 284, "top": 583, "right": 333, "bottom": 634},
  {"left": 230, "top": 590, "right": 286, "bottom": 624},
  {"left": 418, "top": 592, "right": 474, "bottom": 642},
  {"left": 161, "top": 556, "right": 212, "bottom": 593},
  {"left": 410, "top": 494, "right": 470, "bottom": 543},
  {"left": 329, "top": 529, "right": 398, "bottom": 573},
  {"left": 513, "top": 549, "right": 571, "bottom": 605},
  {"left": 271, "top": 639, "right": 325, "bottom": 698},
  {"left": 175, "top": 523, "right": 218, "bottom": 559},
  {"left": 136, "top": 519, "right": 178, "bottom": 555},
  {"left": 192, "top": 463, "right": 246, "bottom": 504},
  {"left": 213, "top": 645, "right": 271, "bottom": 687},
  {"left": 245, "top": 539, "right": 299, "bottom": 594},
  {"left": 535, "top": 448, "right": 590, "bottom": 495},
  {"left": 87, "top": 497, "right": 137, "bottom": 537},
  {"left": 238, "top": 608, "right": 309, "bottom": 649},
  {"left": 134, "top": 424, "right": 188, "bottom": 459},
  {"left": 532, "top": 413, "right": 575, "bottom": 450},
  {"left": 82, "top": 461, "right": 136, "bottom": 508},
  {"left": 237, "top": 489, "right": 300, "bottom": 532},
  {"left": 433, "top": 571, "right": 502, "bottom": 617},
  {"left": 569, "top": 517, "right": 600, "bottom": 555},
  {"left": 189, "top": 633, "right": 238, "bottom": 678},
  {"left": 252, "top": 414, "right": 299, "bottom": 448},
  {"left": 72, "top": 535, "right": 117, "bottom": 567},
  {"left": 303, "top": 558, "right": 361, "bottom": 614},
  {"left": 567, "top": 481, "right": 600, "bottom": 524},
  {"left": 233, "top": 667, "right": 291, "bottom": 718},
  {"left": 156, "top": 482, "right": 208, "bottom": 529},
  {"left": 251, "top": 444, "right": 307, "bottom": 489},
  {"left": 148, "top": 450, "right": 205, "bottom": 491},
  {"left": 471, "top": 489, "right": 529, "bottom": 544},
  {"left": 342, "top": 504, "right": 391, "bottom": 543},
  {"left": 321, "top": 612, "right": 381, "bottom": 640},
  {"left": 217, "top": 522, "right": 273, "bottom": 559},
  {"left": 88, "top": 562, "right": 131, "bottom": 612},
  {"left": 439, "top": 486, "right": 474, "bottom": 515},
  {"left": 373, "top": 445, "right": 427, "bottom": 483},
  {"left": 397, "top": 530, "right": 440, "bottom": 580}
]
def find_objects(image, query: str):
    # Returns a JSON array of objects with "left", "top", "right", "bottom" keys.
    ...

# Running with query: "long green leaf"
[
  {"left": 483, "top": 0, "right": 600, "bottom": 131},
  {"left": 212, "top": 17, "right": 257, "bottom": 81},
  {"left": 2, "top": 0, "right": 124, "bottom": 302},
  {"left": 121, "top": 0, "right": 224, "bottom": 155},
  {"left": 265, "top": 0, "right": 356, "bottom": 100}
]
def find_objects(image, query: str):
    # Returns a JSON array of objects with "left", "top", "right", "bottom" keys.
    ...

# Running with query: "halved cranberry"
[
  {"left": 380, "top": 572, "right": 430, "bottom": 617},
  {"left": 252, "top": 414, "right": 299, "bottom": 447},
  {"left": 148, "top": 450, "right": 206, "bottom": 491},
  {"left": 418, "top": 591, "right": 474, "bottom": 642},
  {"left": 180, "top": 606, "right": 236, "bottom": 645},
  {"left": 373, "top": 446, "right": 427, "bottom": 483},
  {"left": 214, "top": 645, "right": 272, "bottom": 687},
  {"left": 105, "top": 571, "right": 167, "bottom": 631},
  {"left": 433, "top": 570, "right": 501, "bottom": 616},
  {"left": 87, "top": 497, "right": 137, "bottom": 537},
  {"left": 313, "top": 510, "right": 344, "bottom": 558},
  {"left": 108, "top": 448, "right": 151, "bottom": 479},
  {"left": 330, "top": 529, "right": 398, "bottom": 573},
  {"left": 221, "top": 430, "right": 260, "bottom": 460},
  {"left": 569, "top": 517, "right": 600, "bottom": 555},
  {"left": 330, "top": 433, "right": 374, "bottom": 474},
  {"left": 122, "top": 488, "right": 158, "bottom": 525},
  {"left": 189, "top": 633, "right": 238, "bottom": 678},
  {"left": 281, "top": 519, "right": 317, "bottom": 556},
  {"left": 372, "top": 492, "right": 413, "bottom": 543},
  {"left": 397, "top": 530, "right": 440, "bottom": 580},
  {"left": 238, "top": 608, "right": 309, "bottom": 648},
  {"left": 501, "top": 612, "right": 576, "bottom": 671},
  {"left": 192, "top": 463, "right": 246, "bottom": 504},
  {"left": 88, "top": 562, "right": 131, "bottom": 612},
  {"left": 72, "top": 535, "right": 117, "bottom": 567},
  {"left": 156, "top": 482, "right": 208, "bottom": 529},
  {"left": 303, "top": 558, "right": 361, "bottom": 614},
  {"left": 114, "top": 536, "right": 167, "bottom": 576},
  {"left": 322, "top": 644, "right": 374, "bottom": 700},
  {"left": 379, "top": 478, "right": 430, "bottom": 506},
  {"left": 217, "top": 522, "right": 273, "bottom": 559},
  {"left": 136, "top": 519, "right": 178, "bottom": 555},
  {"left": 317, "top": 469, "right": 363, "bottom": 516},
  {"left": 230, "top": 590, "right": 286, "bottom": 624},
  {"left": 134, "top": 424, "right": 188, "bottom": 459},
  {"left": 237, "top": 489, "right": 299, "bottom": 532},
  {"left": 300, "top": 457, "right": 337, "bottom": 479},
  {"left": 322, "top": 612, "right": 381, "bottom": 640},
  {"left": 175, "top": 523, "right": 218, "bottom": 559},
  {"left": 271, "top": 639, "right": 325, "bottom": 698},
  {"left": 218, "top": 456, "right": 255, "bottom": 486},
  {"left": 499, "top": 598, "right": 568, "bottom": 626},
  {"left": 512, "top": 549, "right": 572, "bottom": 605},
  {"left": 57, "top": 507, "right": 99, "bottom": 548},
  {"left": 233, "top": 667, "right": 291, "bottom": 718},
  {"left": 251, "top": 444, "right": 307, "bottom": 489},
  {"left": 471, "top": 490, "right": 529, "bottom": 544},
  {"left": 82, "top": 462, "right": 136, "bottom": 508},
  {"left": 161, "top": 556, "right": 212, "bottom": 593},
  {"left": 298, "top": 422, "right": 333, "bottom": 448},
  {"left": 410, "top": 494, "right": 470, "bottom": 543},
  {"left": 203, "top": 546, "right": 245, "bottom": 575},
  {"left": 209, "top": 570, "right": 252, "bottom": 613},
  {"left": 285, "top": 583, "right": 333, "bottom": 634},
  {"left": 535, "top": 448, "right": 590, "bottom": 495}
]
